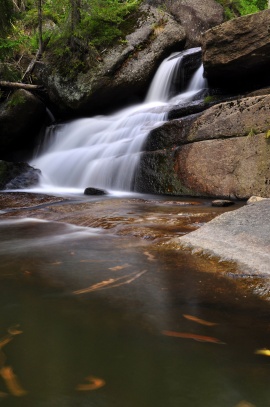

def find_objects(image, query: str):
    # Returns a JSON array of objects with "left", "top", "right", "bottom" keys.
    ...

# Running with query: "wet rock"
[
  {"left": 0, "top": 161, "right": 41, "bottom": 190},
  {"left": 144, "top": 114, "right": 200, "bottom": 151},
  {"left": 202, "top": 9, "right": 270, "bottom": 90},
  {"left": 0, "top": 89, "right": 47, "bottom": 160},
  {"left": 212, "top": 200, "right": 235, "bottom": 207},
  {"left": 84, "top": 187, "right": 107, "bottom": 196},
  {"left": 134, "top": 149, "right": 198, "bottom": 196}
]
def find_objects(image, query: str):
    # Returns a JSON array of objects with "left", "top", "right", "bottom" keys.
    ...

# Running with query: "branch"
[{"left": 0, "top": 81, "right": 43, "bottom": 90}]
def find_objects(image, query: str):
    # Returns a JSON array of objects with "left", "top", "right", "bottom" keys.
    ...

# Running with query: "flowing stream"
[{"left": 31, "top": 48, "right": 206, "bottom": 194}]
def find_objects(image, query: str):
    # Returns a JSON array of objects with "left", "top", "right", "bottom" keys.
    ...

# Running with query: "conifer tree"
[{"left": 0, "top": 0, "right": 14, "bottom": 37}]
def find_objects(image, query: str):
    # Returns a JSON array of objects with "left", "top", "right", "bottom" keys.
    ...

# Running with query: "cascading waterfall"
[{"left": 31, "top": 47, "right": 207, "bottom": 194}]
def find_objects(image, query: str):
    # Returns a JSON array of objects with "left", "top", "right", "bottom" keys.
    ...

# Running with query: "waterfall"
[{"left": 31, "top": 48, "right": 207, "bottom": 194}]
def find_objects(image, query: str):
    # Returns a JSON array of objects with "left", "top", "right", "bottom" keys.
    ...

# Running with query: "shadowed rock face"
[
  {"left": 0, "top": 89, "right": 47, "bottom": 160},
  {"left": 201, "top": 9, "right": 270, "bottom": 90}
]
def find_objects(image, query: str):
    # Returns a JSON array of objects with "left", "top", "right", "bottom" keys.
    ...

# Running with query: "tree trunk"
[
  {"left": 70, "top": 0, "right": 81, "bottom": 48},
  {"left": 38, "top": 0, "right": 43, "bottom": 55}
]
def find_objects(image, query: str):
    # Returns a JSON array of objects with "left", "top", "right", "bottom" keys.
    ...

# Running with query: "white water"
[{"left": 31, "top": 48, "right": 207, "bottom": 194}]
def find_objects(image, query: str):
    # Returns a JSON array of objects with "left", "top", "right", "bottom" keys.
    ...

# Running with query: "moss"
[{"left": 7, "top": 92, "right": 27, "bottom": 108}]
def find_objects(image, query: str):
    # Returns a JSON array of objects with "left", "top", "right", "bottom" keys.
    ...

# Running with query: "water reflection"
[{"left": 0, "top": 217, "right": 270, "bottom": 407}]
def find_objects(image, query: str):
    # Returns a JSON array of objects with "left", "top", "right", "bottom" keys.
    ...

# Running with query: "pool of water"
[{"left": 0, "top": 197, "right": 270, "bottom": 407}]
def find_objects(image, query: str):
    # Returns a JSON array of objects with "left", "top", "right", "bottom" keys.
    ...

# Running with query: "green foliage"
[
  {"left": 247, "top": 128, "right": 258, "bottom": 137},
  {"left": 215, "top": 0, "right": 268, "bottom": 19},
  {"left": 77, "top": 0, "right": 143, "bottom": 48},
  {"left": 265, "top": 130, "right": 270, "bottom": 139}
]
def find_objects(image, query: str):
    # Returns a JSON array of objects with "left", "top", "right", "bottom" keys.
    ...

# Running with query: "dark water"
[{"left": 0, "top": 201, "right": 270, "bottom": 407}]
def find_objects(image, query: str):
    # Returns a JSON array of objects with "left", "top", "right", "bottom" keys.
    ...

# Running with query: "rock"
[
  {"left": 212, "top": 200, "right": 235, "bottom": 207},
  {"left": 247, "top": 196, "right": 269, "bottom": 204},
  {"left": 0, "top": 161, "right": 41, "bottom": 190},
  {"left": 175, "top": 134, "right": 270, "bottom": 199},
  {"left": 84, "top": 187, "right": 107, "bottom": 196},
  {"left": 144, "top": 114, "right": 200, "bottom": 151},
  {"left": 246, "top": 87, "right": 270, "bottom": 98},
  {"left": 177, "top": 199, "right": 270, "bottom": 276},
  {"left": 144, "top": 0, "right": 224, "bottom": 47},
  {"left": 202, "top": 9, "right": 270, "bottom": 90},
  {"left": 37, "top": 5, "right": 186, "bottom": 116},
  {"left": 0, "top": 89, "right": 47, "bottom": 160},
  {"left": 187, "top": 95, "right": 270, "bottom": 143}
]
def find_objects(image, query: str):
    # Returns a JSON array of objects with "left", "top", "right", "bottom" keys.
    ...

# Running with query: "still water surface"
[{"left": 0, "top": 196, "right": 270, "bottom": 407}]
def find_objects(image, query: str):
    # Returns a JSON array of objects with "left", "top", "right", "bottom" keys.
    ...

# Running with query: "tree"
[
  {"left": 70, "top": 0, "right": 82, "bottom": 48},
  {"left": 0, "top": 0, "right": 14, "bottom": 37},
  {"left": 38, "top": 0, "right": 43, "bottom": 54}
]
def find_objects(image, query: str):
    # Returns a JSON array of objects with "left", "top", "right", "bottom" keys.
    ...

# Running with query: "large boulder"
[
  {"left": 136, "top": 93, "right": 270, "bottom": 198},
  {"left": 0, "top": 89, "right": 47, "bottom": 160},
  {"left": 175, "top": 134, "right": 270, "bottom": 199},
  {"left": 36, "top": 5, "right": 186, "bottom": 116},
  {"left": 202, "top": 9, "right": 270, "bottom": 90},
  {"left": 144, "top": 0, "right": 224, "bottom": 47}
]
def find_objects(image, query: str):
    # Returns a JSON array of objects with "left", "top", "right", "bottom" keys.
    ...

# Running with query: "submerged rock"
[
  {"left": 212, "top": 200, "right": 235, "bottom": 207},
  {"left": 0, "top": 161, "right": 41, "bottom": 190}
]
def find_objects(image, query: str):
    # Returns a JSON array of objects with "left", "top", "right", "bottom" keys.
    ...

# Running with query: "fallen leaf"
[
  {"left": 109, "top": 264, "right": 130, "bottom": 271},
  {"left": 74, "top": 270, "right": 147, "bottom": 294},
  {"left": 255, "top": 348, "right": 270, "bottom": 357},
  {"left": 8, "top": 325, "right": 23, "bottom": 336},
  {"left": 76, "top": 375, "right": 105, "bottom": 391},
  {"left": 0, "top": 336, "right": 13, "bottom": 349},
  {"left": 234, "top": 401, "right": 256, "bottom": 407},
  {"left": 183, "top": 314, "right": 218, "bottom": 327},
  {"left": 0, "top": 366, "right": 28, "bottom": 397},
  {"left": 143, "top": 251, "right": 155, "bottom": 261},
  {"left": 162, "top": 330, "right": 225, "bottom": 344}
]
